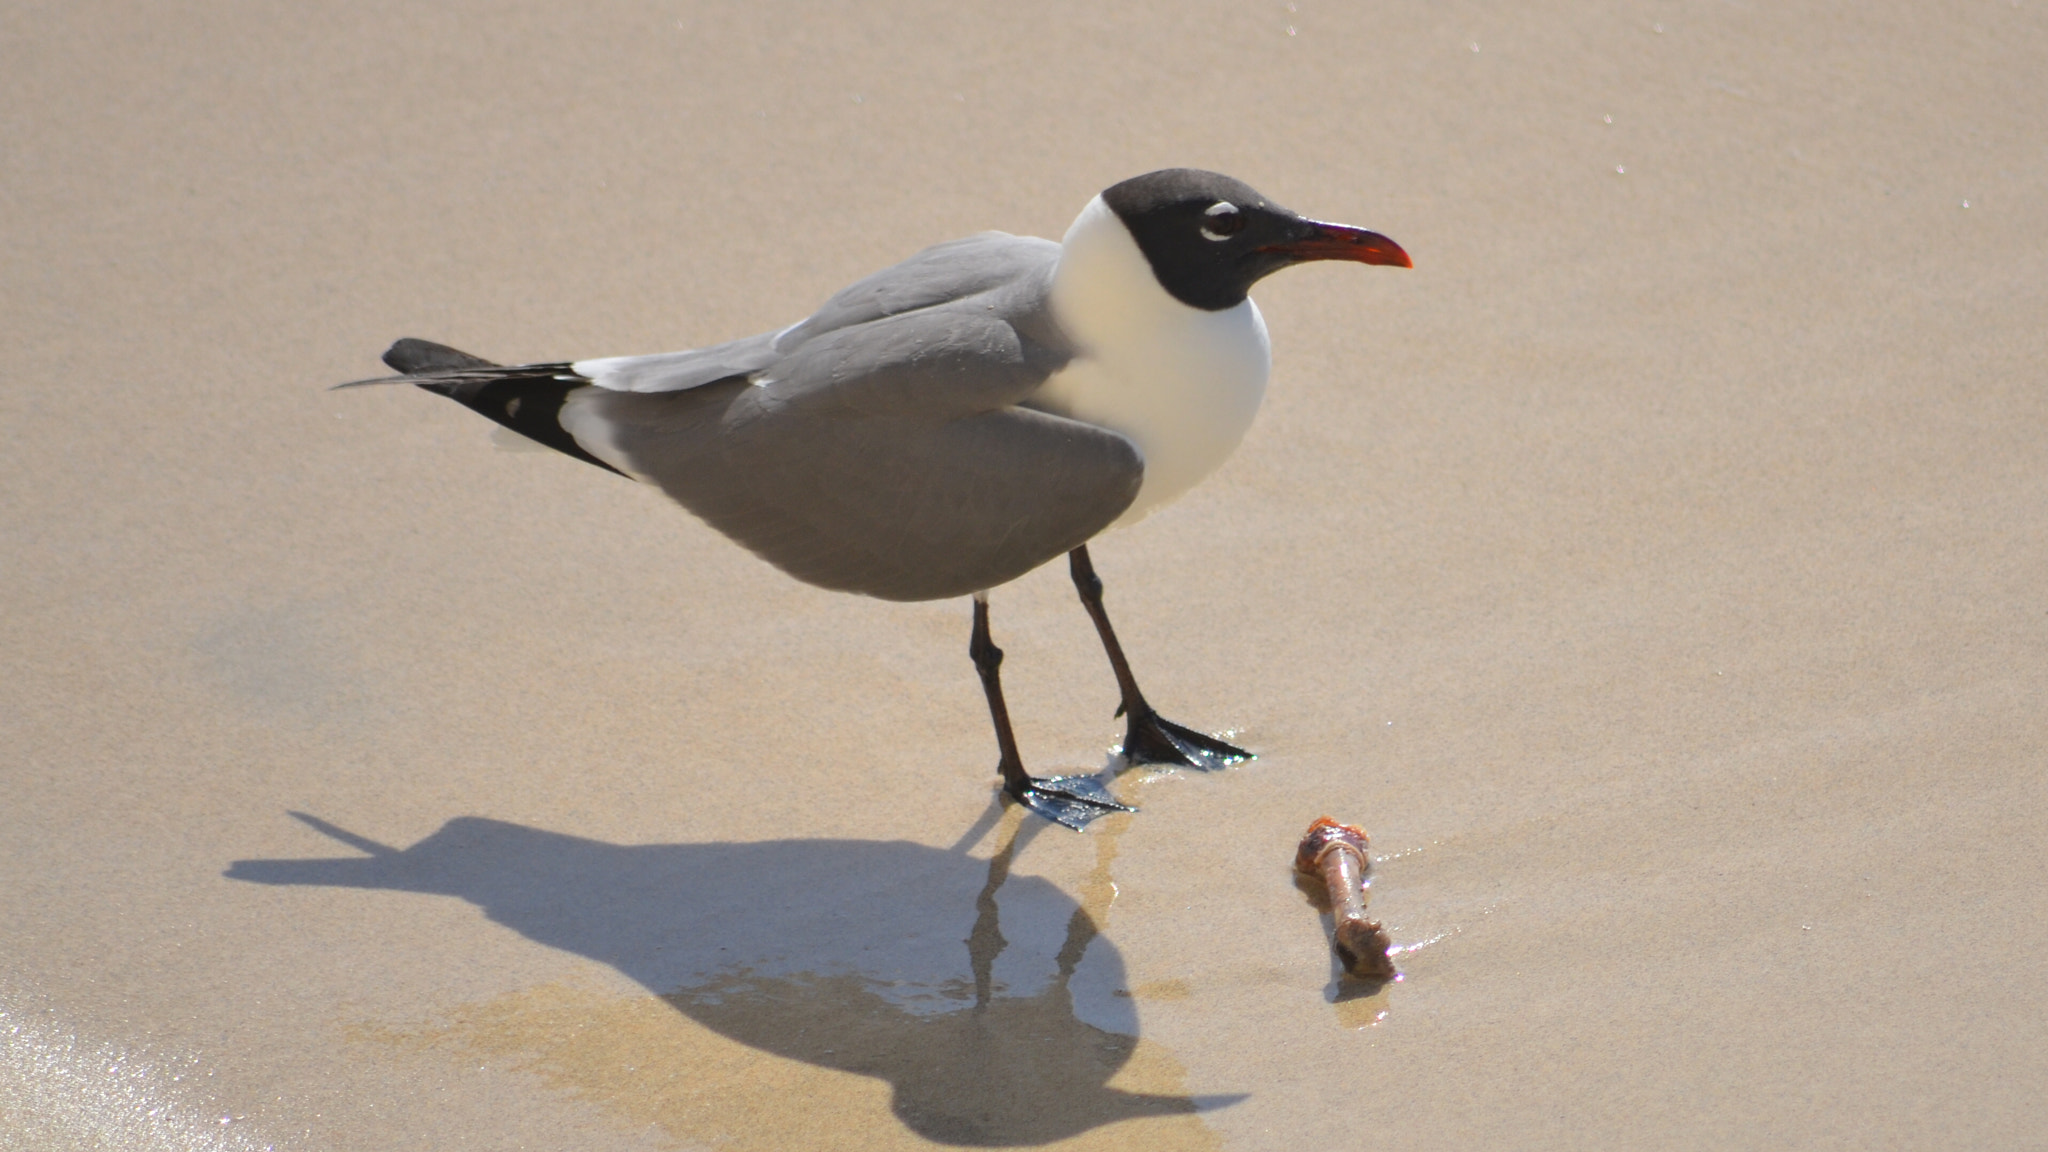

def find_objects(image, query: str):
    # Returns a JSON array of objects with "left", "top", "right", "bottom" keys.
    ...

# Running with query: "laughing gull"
[{"left": 343, "top": 169, "right": 1409, "bottom": 828}]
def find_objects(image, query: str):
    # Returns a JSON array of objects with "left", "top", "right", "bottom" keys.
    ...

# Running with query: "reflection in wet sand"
[
  {"left": 357, "top": 974, "right": 1220, "bottom": 1152},
  {"left": 1331, "top": 982, "right": 1393, "bottom": 1030},
  {"left": 232, "top": 808, "right": 1233, "bottom": 1148}
]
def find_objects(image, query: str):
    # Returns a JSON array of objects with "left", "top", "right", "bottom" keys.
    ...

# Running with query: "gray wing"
[
  {"left": 572, "top": 331, "right": 780, "bottom": 394},
  {"left": 771, "top": 233, "right": 1063, "bottom": 352},
  {"left": 561, "top": 305, "right": 1140, "bottom": 601},
  {"left": 573, "top": 233, "right": 1064, "bottom": 394}
]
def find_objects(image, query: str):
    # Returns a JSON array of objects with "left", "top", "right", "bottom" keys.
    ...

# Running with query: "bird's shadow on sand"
[{"left": 226, "top": 805, "right": 1239, "bottom": 1146}]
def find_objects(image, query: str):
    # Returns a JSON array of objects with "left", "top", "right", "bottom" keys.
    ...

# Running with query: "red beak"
[{"left": 1262, "top": 220, "right": 1413, "bottom": 268}]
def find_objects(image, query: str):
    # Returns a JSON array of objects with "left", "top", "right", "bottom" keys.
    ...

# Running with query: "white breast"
[{"left": 1030, "top": 196, "right": 1271, "bottom": 528}]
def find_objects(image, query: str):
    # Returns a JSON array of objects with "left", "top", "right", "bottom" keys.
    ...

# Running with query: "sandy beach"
[{"left": 6, "top": 0, "right": 2047, "bottom": 1147}]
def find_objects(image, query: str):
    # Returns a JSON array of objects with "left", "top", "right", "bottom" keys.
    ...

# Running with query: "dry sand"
[{"left": 5, "top": 0, "right": 2047, "bottom": 1147}]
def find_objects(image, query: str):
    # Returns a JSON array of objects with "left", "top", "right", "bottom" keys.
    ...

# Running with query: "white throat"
[{"left": 1032, "top": 195, "right": 1271, "bottom": 527}]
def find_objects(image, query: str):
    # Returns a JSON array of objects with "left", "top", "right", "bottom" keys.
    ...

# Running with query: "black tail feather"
[{"left": 339, "top": 338, "right": 628, "bottom": 479}]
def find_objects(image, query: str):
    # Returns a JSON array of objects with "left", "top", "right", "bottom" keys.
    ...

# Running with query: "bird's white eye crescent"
[{"left": 1200, "top": 201, "right": 1246, "bottom": 241}]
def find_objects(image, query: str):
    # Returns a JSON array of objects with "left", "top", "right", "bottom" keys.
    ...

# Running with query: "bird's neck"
[{"left": 1037, "top": 197, "right": 1272, "bottom": 527}]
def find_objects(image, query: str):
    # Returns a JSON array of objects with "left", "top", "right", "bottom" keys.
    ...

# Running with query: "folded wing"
[
  {"left": 567, "top": 306, "right": 1140, "bottom": 600},
  {"left": 359, "top": 234, "right": 1141, "bottom": 600}
]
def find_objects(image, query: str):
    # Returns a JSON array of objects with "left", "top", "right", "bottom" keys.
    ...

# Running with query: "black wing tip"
[
  {"left": 332, "top": 349, "right": 625, "bottom": 480},
  {"left": 383, "top": 338, "right": 498, "bottom": 375},
  {"left": 330, "top": 338, "right": 503, "bottom": 390}
]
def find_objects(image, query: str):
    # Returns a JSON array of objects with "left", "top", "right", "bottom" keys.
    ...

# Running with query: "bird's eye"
[{"left": 1200, "top": 201, "right": 1246, "bottom": 241}]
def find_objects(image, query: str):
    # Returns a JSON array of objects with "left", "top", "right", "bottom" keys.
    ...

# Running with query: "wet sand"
[{"left": 5, "top": 1, "right": 2047, "bottom": 1147}]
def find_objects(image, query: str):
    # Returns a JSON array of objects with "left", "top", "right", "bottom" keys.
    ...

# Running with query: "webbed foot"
[
  {"left": 1120, "top": 707, "right": 1254, "bottom": 772},
  {"left": 1009, "top": 773, "right": 1134, "bottom": 830}
]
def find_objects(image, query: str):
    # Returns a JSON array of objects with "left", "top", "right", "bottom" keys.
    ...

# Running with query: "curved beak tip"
[
  {"left": 1342, "top": 227, "right": 1412, "bottom": 270},
  {"left": 1276, "top": 222, "right": 1412, "bottom": 269}
]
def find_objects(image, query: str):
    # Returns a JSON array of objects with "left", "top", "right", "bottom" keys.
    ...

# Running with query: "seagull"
[{"left": 342, "top": 169, "right": 1409, "bottom": 828}]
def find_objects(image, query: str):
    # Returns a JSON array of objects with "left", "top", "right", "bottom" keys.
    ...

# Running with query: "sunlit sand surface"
[{"left": 6, "top": 0, "right": 2047, "bottom": 1147}]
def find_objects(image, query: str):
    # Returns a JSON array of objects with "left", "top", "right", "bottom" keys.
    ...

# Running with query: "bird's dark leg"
[
  {"left": 970, "top": 593, "right": 1132, "bottom": 829},
  {"left": 970, "top": 595, "right": 1029, "bottom": 795},
  {"left": 1068, "top": 545, "right": 1253, "bottom": 771}
]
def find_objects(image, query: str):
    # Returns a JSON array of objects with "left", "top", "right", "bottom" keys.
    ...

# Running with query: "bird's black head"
[{"left": 1100, "top": 168, "right": 1410, "bottom": 312}]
